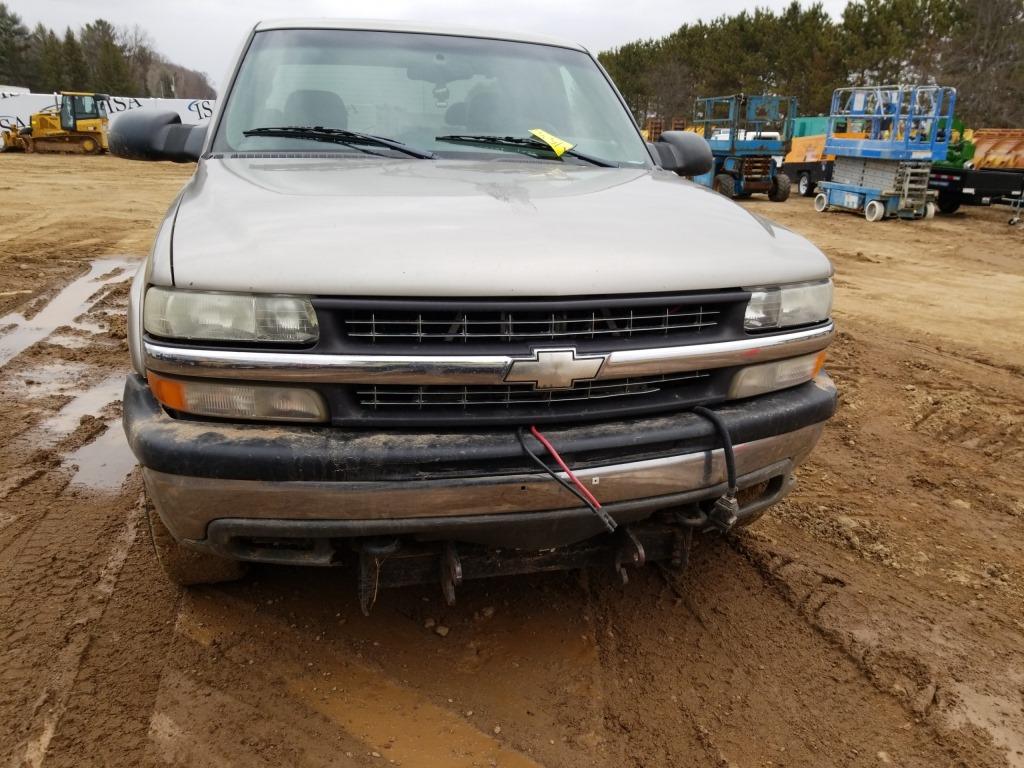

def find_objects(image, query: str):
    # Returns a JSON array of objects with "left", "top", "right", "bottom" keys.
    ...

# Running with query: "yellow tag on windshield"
[{"left": 529, "top": 128, "right": 575, "bottom": 157}]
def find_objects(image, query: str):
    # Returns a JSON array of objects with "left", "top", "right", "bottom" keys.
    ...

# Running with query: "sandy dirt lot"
[{"left": 0, "top": 154, "right": 1022, "bottom": 768}]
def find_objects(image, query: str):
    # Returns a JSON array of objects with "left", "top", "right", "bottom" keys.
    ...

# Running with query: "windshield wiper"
[
  {"left": 434, "top": 134, "right": 616, "bottom": 167},
  {"left": 243, "top": 126, "right": 435, "bottom": 159}
]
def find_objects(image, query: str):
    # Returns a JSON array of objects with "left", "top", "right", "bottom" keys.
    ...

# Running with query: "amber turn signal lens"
[
  {"left": 146, "top": 371, "right": 328, "bottom": 423},
  {"left": 147, "top": 371, "right": 187, "bottom": 410}
]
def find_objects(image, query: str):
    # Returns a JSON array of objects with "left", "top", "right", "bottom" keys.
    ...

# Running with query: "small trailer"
[
  {"left": 929, "top": 129, "right": 1024, "bottom": 214},
  {"left": 929, "top": 166, "right": 1024, "bottom": 213},
  {"left": 815, "top": 85, "right": 956, "bottom": 222}
]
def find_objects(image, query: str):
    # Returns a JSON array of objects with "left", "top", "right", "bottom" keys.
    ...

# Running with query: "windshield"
[{"left": 212, "top": 28, "right": 651, "bottom": 167}]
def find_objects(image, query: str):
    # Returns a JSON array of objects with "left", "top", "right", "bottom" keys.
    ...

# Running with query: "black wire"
[
  {"left": 516, "top": 428, "right": 617, "bottom": 533},
  {"left": 516, "top": 428, "right": 593, "bottom": 509},
  {"left": 692, "top": 406, "right": 737, "bottom": 494}
]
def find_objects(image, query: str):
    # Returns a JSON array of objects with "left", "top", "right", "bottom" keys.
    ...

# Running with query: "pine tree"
[
  {"left": 63, "top": 28, "right": 88, "bottom": 90},
  {"left": 0, "top": 2, "right": 29, "bottom": 86},
  {"left": 81, "top": 19, "right": 134, "bottom": 95},
  {"left": 38, "top": 29, "right": 63, "bottom": 92}
]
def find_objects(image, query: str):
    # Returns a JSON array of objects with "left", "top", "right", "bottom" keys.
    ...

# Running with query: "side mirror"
[
  {"left": 109, "top": 111, "right": 207, "bottom": 162},
  {"left": 652, "top": 131, "right": 713, "bottom": 176}
]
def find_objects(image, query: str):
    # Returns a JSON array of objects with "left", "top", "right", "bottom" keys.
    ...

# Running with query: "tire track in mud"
[
  {"left": 0, "top": 474, "right": 144, "bottom": 763},
  {"left": 735, "top": 515, "right": 1024, "bottom": 768},
  {"left": 148, "top": 587, "right": 547, "bottom": 767},
  {"left": 17, "top": 495, "right": 141, "bottom": 767},
  {"left": 585, "top": 539, "right": 993, "bottom": 768},
  {"left": 0, "top": 254, "right": 151, "bottom": 764}
]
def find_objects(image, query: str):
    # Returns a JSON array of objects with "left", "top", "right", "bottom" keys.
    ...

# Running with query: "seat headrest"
[{"left": 283, "top": 90, "right": 348, "bottom": 130}]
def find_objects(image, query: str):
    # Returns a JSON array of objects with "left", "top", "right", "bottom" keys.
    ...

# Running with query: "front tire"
[
  {"left": 768, "top": 173, "right": 791, "bottom": 202},
  {"left": 145, "top": 498, "right": 247, "bottom": 586},
  {"left": 813, "top": 192, "right": 829, "bottom": 212},
  {"left": 712, "top": 173, "right": 736, "bottom": 198}
]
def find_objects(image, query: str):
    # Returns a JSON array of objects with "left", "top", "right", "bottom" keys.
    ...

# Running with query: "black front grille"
[
  {"left": 311, "top": 292, "right": 748, "bottom": 355},
  {"left": 357, "top": 372, "right": 710, "bottom": 411},
  {"left": 344, "top": 305, "right": 720, "bottom": 344},
  {"left": 307, "top": 292, "right": 749, "bottom": 425}
]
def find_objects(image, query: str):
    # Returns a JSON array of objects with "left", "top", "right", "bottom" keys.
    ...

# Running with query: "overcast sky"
[{"left": 9, "top": 0, "right": 850, "bottom": 90}]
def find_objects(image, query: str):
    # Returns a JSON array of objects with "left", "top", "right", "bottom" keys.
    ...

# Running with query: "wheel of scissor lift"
[
  {"left": 145, "top": 496, "right": 247, "bottom": 586},
  {"left": 864, "top": 200, "right": 886, "bottom": 222},
  {"left": 768, "top": 173, "right": 791, "bottom": 202},
  {"left": 924, "top": 201, "right": 937, "bottom": 219},
  {"left": 798, "top": 173, "right": 814, "bottom": 197},
  {"left": 712, "top": 173, "right": 736, "bottom": 198},
  {"left": 813, "top": 192, "right": 828, "bottom": 212}
]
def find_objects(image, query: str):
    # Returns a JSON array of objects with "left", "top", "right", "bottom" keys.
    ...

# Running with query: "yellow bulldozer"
[{"left": 1, "top": 92, "right": 109, "bottom": 154}]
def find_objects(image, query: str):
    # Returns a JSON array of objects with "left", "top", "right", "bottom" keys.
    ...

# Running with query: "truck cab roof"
[{"left": 253, "top": 18, "right": 587, "bottom": 52}]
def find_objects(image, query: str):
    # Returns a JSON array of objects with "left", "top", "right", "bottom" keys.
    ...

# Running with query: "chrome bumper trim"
[
  {"left": 145, "top": 422, "right": 825, "bottom": 541},
  {"left": 143, "top": 323, "right": 834, "bottom": 385}
]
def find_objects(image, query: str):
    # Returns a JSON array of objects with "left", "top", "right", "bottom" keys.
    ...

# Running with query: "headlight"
[
  {"left": 144, "top": 287, "right": 318, "bottom": 343},
  {"left": 147, "top": 372, "right": 328, "bottom": 422},
  {"left": 745, "top": 280, "right": 832, "bottom": 331},
  {"left": 729, "top": 351, "right": 826, "bottom": 399}
]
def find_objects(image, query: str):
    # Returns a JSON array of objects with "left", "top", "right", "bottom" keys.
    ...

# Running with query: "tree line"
[
  {"left": 598, "top": 0, "right": 1023, "bottom": 128},
  {"left": 0, "top": 3, "right": 215, "bottom": 99}
]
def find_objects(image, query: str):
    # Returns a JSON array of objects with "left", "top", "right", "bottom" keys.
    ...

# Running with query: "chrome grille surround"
[{"left": 143, "top": 323, "right": 836, "bottom": 385}]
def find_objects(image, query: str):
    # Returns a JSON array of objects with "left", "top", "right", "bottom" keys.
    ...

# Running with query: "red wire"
[{"left": 529, "top": 425, "right": 602, "bottom": 510}]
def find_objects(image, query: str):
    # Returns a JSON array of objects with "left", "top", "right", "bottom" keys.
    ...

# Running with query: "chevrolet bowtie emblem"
[{"left": 504, "top": 348, "right": 607, "bottom": 390}]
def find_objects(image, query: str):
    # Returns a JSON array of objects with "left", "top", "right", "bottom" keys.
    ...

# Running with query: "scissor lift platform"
[{"left": 816, "top": 85, "right": 956, "bottom": 221}]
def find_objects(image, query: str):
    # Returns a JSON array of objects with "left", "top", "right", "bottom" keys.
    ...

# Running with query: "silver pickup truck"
[{"left": 112, "top": 19, "right": 836, "bottom": 612}]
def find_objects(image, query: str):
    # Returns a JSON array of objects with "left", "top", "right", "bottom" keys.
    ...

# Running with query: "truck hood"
[{"left": 170, "top": 157, "right": 832, "bottom": 296}]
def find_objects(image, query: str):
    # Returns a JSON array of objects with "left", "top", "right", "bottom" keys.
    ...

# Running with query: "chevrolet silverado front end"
[{"left": 114, "top": 20, "right": 837, "bottom": 610}]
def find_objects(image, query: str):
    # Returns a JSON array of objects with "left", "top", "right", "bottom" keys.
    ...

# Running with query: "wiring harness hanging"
[{"left": 517, "top": 426, "right": 617, "bottom": 533}]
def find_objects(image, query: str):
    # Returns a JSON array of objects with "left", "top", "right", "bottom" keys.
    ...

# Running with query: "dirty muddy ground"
[{"left": 0, "top": 154, "right": 1022, "bottom": 767}]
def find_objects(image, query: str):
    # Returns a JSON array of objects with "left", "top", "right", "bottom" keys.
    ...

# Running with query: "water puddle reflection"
[
  {"left": 0, "top": 258, "right": 135, "bottom": 368},
  {"left": 42, "top": 374, "right": 125, "bottom": 435},
  {"left": 66, "top": 420, "right": 136, "bottom": 490}
]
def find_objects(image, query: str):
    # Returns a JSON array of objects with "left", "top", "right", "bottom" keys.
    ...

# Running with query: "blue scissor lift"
[
  {"left": 692, "top": 94, "right": 797, "bottom": 202},
  {"left": 815, "top": 85, "right": 956, "bottom": 222}
]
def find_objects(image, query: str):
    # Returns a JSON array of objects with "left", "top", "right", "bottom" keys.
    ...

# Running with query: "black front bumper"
[
  {"left": 125, "top": 373, "right": 836, "bottom": 555},
  {"left": 123, "top": 373, "right": 836, "bottom": 484}
]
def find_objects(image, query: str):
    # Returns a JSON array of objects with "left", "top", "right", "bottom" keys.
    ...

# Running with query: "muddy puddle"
[
  {"left": 65, "top": 419, "right": 136, "bottom": 490},
  {"left": 0, "top": 258, "right": 135, "bottom": 368},
  {"left": 42, "top": 374, "right": 125, "bottom": 435},
  {"left": 13, "top": 361, "right": 92, "bottom": 398}
]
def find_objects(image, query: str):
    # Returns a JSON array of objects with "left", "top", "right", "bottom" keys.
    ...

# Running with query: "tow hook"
[
  {"left": 357, "top": 538, "right": 400, "bottom": 616},
  {"left": 614, "top": 526, "right": 646, "bottom": 584},
  {"left": 440, "top": 542, "right": 463, "bottom": 606},
  {"left": 669, "top": 508, "right": 707, "bottom": 571}
]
